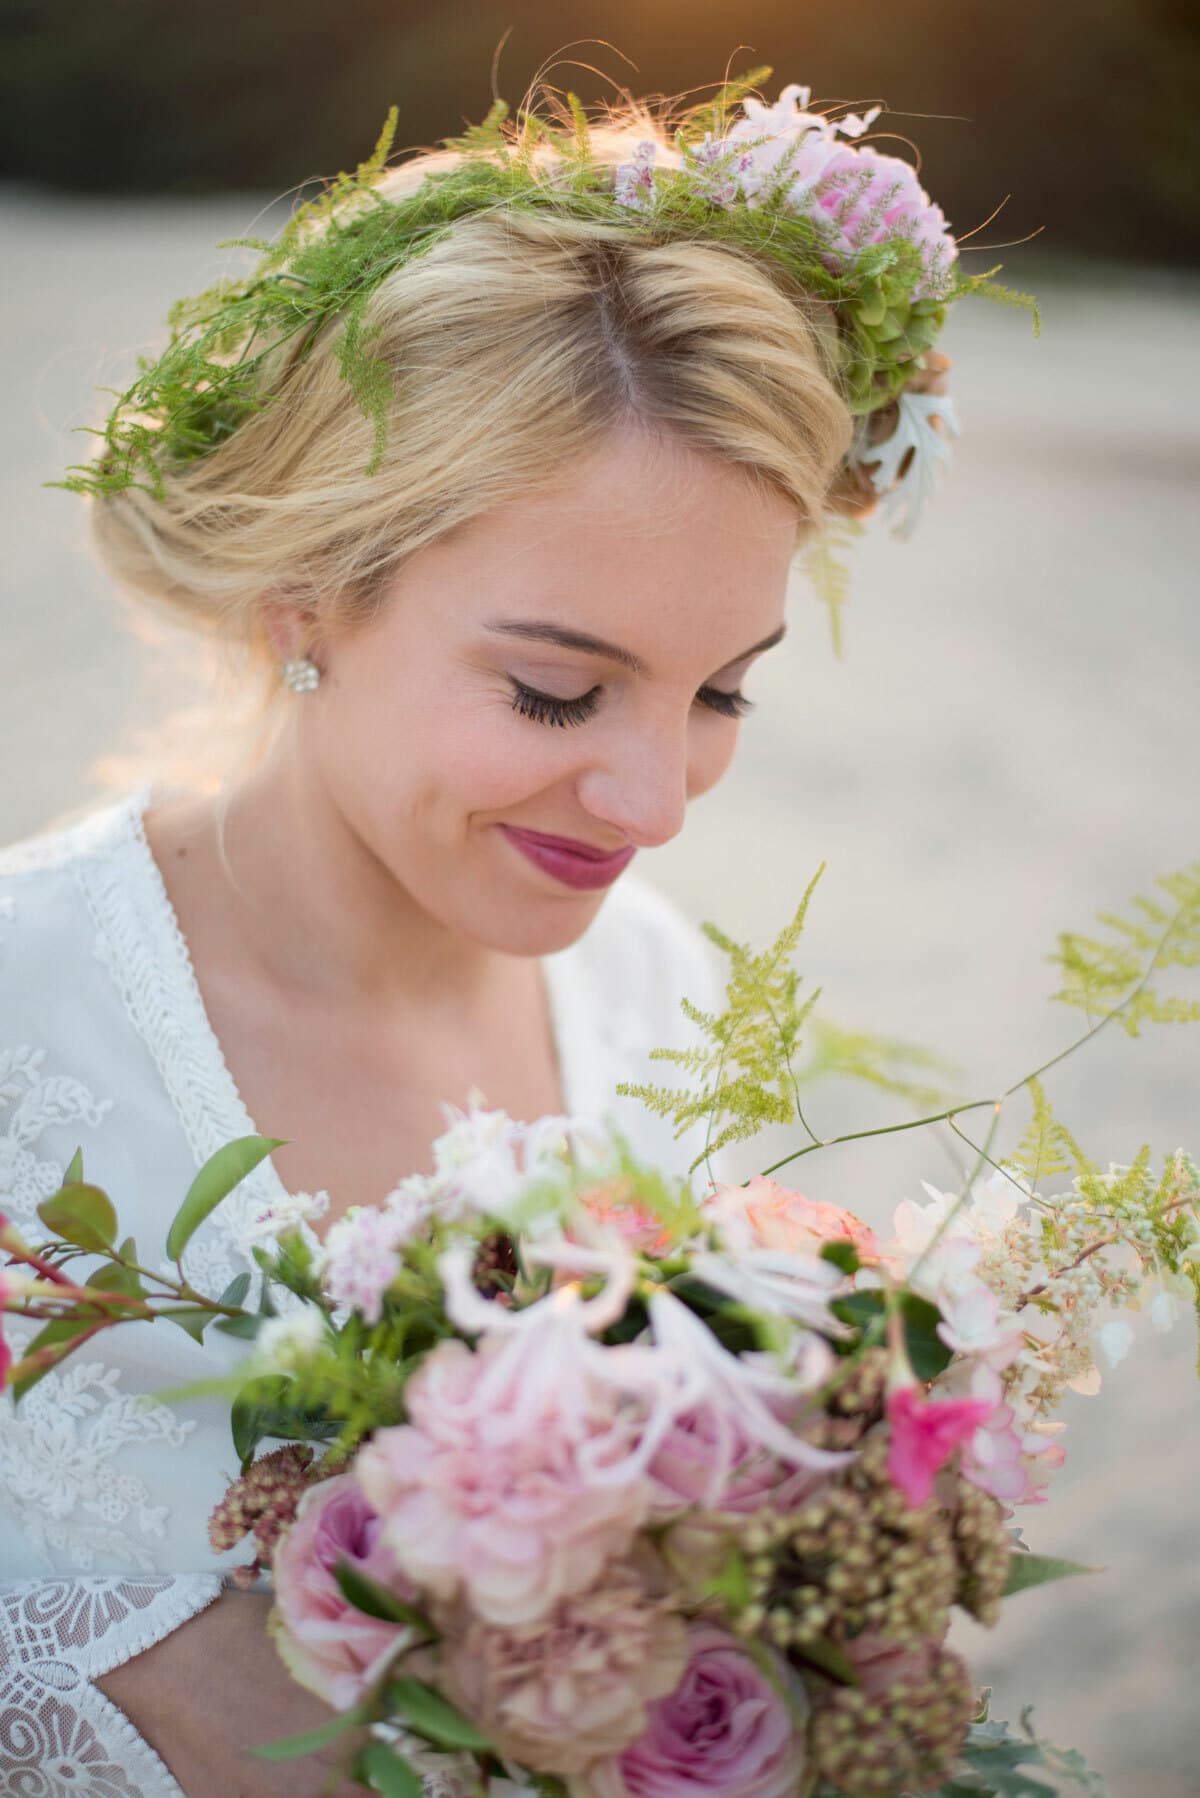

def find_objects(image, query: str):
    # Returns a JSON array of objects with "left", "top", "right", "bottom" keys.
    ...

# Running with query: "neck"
[{"left": 147, "top": 736, "right": 523, "bottom": 1020}]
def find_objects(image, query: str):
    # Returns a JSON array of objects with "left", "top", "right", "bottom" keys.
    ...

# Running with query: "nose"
[{"left": 576, "top": 722, "right": 690, "bottom": 850}]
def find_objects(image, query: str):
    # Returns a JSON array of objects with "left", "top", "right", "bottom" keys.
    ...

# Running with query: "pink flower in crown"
[
  {"left": 614, "top": 140, "right": 658, "bottom": 212},
  {"left": 808, "top": 142, "right": 957, "bottom": 298},
  {"left": 584, "top": 1623, "right": 808, "bottom": 1798},
  {"left": 270, "top": 1474, "right": 419, "bottom": 1709},
  {"left": 885, "top": 1383, "right": 991, "bottom": 1507},
  {"left": 354, "top": 1326, "right": 651, "bottom": 1627}
]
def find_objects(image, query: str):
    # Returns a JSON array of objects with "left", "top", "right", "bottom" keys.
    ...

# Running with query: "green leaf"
[
  {"left": 820, "top": 1239, "right": 859, "bottom": 1276},
  {"left": 793, "top": 1635, "right": 859, "bottom": 1685},
  {"left": 217, "top": 1271, "right": 252, "bottom": 1309},
  {"left": 163, "top": 1307, "right": 213, "bottom": 1344},
  {"left": 383, "top": 1678, "right": 491, "bottom": 1751},
  {"left": 830, "top": 1289, "right": 952, "bottom": 1380},
  {"left": 63, "top": 1146, "right": 84, "bottom": 1185},
  {"left": 37, "top": 1183, "right": 117, "bottom": 1253},
  {"left": 248, "top": 1703, "right": 366, "bottom": 1761},
  {"left": 333, "top": 1561, "right": 433, "bottom": 1633},
  {"left": 353, "top": 1741, "right": 425, "bottom": 1798},
  {"left": 166, "top": 1136, "right": 283, "bottom": 1261},
  {"left": 213, "top": 1312, "right": 264, "bottom": 1340},
  {"left": 85, "top": 1261, "right": 146, "bottom": 1300},
  {"left": 9, "top": 1316, "right": 103, "bottom": 1400},
  {"left": 230, "top": 1374, "right": 337, "bottom": 1467},
  {"left": 1001, "top": 1553, "right": 1101, "bottom": 1598}
]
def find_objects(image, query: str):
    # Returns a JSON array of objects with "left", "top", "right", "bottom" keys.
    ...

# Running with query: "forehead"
[{"left": 408, "top": 427, "right": 800, "bottom": 667}]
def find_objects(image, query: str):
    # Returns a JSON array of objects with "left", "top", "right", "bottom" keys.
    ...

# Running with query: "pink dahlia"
[
  {"left": 355, "top": 1333, "right": 650, "bottom": 1627},
  {"left": 441, "top": 1557, "right": 687, "bottom": 1776}
]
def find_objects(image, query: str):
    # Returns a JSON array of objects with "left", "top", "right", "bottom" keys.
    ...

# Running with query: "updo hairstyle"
[{"left": 87, "top": 91, "right": 857, "bottom": 779}]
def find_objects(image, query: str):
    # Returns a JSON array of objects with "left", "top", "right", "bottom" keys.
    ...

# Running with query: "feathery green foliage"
[
  {"left": 796, "top": 1013, "right": 958, "bottom": 1114},
  {"left": 49, "top": 71, "right": 1026, "bottom": 509},
  {"left": 617, "top": 867, "right": 828, "bottom": 1174},
  {"left": 1046, "top": 862, "right": 1200, "bottom": 1034},
  {"left": 1006, "top": 1078, "right": 1096, "bottom": 1187},
  {"left": 799, "top": 515, "right": 866, "bottom": 659}
]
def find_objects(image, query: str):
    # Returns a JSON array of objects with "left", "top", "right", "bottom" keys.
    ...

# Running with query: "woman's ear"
[{"left": 260, "top": 596, "right": 320, "bottom": 666}]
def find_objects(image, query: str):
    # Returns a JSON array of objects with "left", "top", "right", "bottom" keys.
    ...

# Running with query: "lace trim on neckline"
[
  {"left": 72, "top": 787, "right": 296, "bottom": 1297},
  {"left": 69, "top": 787, "right": 614, "bottom": 1297}
]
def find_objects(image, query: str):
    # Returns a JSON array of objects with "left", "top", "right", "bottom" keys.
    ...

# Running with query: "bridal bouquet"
[{"left": 3, "top": 863, "right": 1199, "bottom": 1797}]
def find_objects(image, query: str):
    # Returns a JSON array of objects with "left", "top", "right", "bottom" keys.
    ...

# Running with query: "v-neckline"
[{"left": 108, "top": 782, "right": 591, "bottom": 1259}]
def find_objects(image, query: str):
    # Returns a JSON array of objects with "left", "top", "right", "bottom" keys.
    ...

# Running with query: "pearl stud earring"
[{"left": 281, "top": 657, "right": 321, "bottom": 693}]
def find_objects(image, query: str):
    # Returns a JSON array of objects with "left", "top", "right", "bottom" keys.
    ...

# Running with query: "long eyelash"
[
  {"left": 508, "top": 680, "right": 600, "bottom": 728},
  {"left": 507, "top": 678, "right": 755, "bottom": 727},
  {"left": 697, "top": 685, "right": 755, "bottom": 720}
]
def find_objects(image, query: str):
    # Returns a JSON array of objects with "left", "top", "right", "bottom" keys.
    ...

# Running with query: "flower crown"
[{"left": 54, "top": 69, "right": 1039, "bottom": 639}]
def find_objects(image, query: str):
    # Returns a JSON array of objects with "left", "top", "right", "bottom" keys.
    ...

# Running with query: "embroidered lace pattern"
[
  {"left": 71, "top": 789, "right": 291, "bottom": 1302},
  {"left": 0, "top": 1044, "right": 112, "bottom": 1235},
  {"left": 0, "top": 1574, "right": 222, "bottom": 1796}
]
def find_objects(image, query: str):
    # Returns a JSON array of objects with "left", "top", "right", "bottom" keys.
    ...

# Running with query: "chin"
[{"left": 474, "top": 888, "right": 610, "bottom": 959}]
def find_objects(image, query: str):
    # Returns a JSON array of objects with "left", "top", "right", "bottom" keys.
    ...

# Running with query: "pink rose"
[
  {"left": 885, "top": 1384, "right": 991, "bottom": 1507},
  {"left": 648, "top": 1399, "right": 828, "bottom": 1518},
  {"left": 705, "top": 1176, "right": 879, "bottom": 1262},
  {"left": 355, "top": 1334, "right": 650, "bottom": 1626},
  {"left": 584, "top": 1624, "right": 807, "bottom": 1798},
  {"left": 269, "top": 1474, "right": 418, "bottom": 1709}
]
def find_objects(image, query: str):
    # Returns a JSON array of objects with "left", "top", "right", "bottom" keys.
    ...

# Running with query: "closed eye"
[{"left": 507, "top": 679, "right": 754, "bottom": 728}]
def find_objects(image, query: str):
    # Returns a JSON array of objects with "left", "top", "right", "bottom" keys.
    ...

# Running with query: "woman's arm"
[{"left": 95, "top": 1588, "right": 371, "bottom": 1797}]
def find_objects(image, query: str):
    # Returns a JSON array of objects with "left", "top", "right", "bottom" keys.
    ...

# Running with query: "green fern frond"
[
  {"left": 960, "top": 264, "right": 1042, "bottom": 337},
  {"left": 1048, "top": 863, "right": 1200, "bottom": 1034},
  {"left": 440, "top": 97, "right": 511, "bottom": 158},
  {"left": 796, "top": 1015, "right": 957, "bottom": 1113},
  {"left": 1008, "top": 1078, "right": 1096, "bottom": 1187},
  {"left": 800, "top": 516, "right": 866, "bottom": 657},
  {"left": 616, "top": 866, "right": 826, "bottom": 1174},
  {"left": 676, "top": 64, "right": 776, "bottom": 146}
]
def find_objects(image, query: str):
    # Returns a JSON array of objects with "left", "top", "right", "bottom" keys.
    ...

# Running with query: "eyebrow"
[{"left": 482, "top": 617, "right": 788, "bottom": 678}]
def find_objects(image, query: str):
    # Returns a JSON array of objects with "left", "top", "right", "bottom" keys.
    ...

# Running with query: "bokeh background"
[{"left": 3, "top": 4, "right": 1199, "bottom": 1793}]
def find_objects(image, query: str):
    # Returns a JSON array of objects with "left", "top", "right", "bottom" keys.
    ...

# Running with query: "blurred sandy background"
[{"left": 3, "top": 15, "right": 1200, "bottom": 1790}]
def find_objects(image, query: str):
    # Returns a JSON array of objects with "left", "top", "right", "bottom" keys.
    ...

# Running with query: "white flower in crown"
[{"left": 860, "top": 390, "right": 962, "bottom": 540}]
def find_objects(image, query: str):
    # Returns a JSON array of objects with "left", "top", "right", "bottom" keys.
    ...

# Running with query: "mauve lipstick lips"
[{"left": 497, "top": 824, "right": 636, "bottom": 891}]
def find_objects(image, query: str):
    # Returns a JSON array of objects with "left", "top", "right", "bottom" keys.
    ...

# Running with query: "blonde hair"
[{"left": 89, "top": 99, "right": 854, "bottom": 790}]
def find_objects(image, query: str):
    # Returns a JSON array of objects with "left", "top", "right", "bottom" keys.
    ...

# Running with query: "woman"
[{"left": 0, "top": 77, "right": 960, "bottom": 1794}]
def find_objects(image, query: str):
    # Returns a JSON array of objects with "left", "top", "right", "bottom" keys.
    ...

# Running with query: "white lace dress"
[{"left": 0, "top": 787, "right": 728, "bottom": 1795}]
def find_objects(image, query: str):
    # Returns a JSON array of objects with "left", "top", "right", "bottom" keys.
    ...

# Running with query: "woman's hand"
[{"left": 95, "top": 1588, "right": 372, "bottom": 1796}]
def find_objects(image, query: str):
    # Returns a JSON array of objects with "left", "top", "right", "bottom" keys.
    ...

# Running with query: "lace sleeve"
[{"left": 0, "top": 1572, "right": 223, "bottom": 1796}]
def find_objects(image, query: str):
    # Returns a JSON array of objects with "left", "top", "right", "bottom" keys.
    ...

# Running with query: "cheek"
[
  {"left": 687, "top": 726, "right": 740, "bottom": 801},
  {"left": 317, "top": 671, "right": 571, "bottom": 823}
]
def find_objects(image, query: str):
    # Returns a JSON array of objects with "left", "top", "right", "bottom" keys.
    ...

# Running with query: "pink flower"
[
  {"left": 885, "top": 1384, "right": 991, "bottom": 1507},
  {"left": 441, "top": 1557, "right": 688, "bottom": 1776},
  {"left": 647, "top": 1396, "right": 829, "bottom": 1517},
  {"left": 705, "top": 1176, "right": 878, "bottom": 1262},
  {"left": 614, "top": 141, "right": 658, "bottom": 212},
  {"left": 319, "top": 1204, "right": 413, "bottom": 1323},
  {"left": 935, "top": 1362, "right": 1066, "bottom": 1507},
  {"left": 584, "top": 1624, "right": 807, "bottom": 1798},
  {"left": 575, "top": 1177, "right": 672, "bottom": 1257},
  {"left": 269, "top": 1474, "right": 418, "bottom": 1709},
  {"left": 355, "top": 1332, "right": 650, "bottom": 1626}
]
